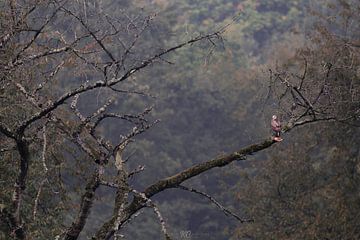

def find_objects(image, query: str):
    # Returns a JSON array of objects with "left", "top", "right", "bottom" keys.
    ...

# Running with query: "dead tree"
[{"left": 0, "top": 1, "right": 358, "bottom": 239}]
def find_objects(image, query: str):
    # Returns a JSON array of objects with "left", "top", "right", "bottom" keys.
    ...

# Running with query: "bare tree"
[{"left": 0, "top": 0, "right": 358, "bottom": 240}]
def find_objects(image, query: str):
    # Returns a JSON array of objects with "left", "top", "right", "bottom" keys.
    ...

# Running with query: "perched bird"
[{"left": 271, "top": 115, "right": 283, "bottom": 142}]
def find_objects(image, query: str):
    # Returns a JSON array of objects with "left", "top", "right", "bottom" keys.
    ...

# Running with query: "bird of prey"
[{"left": 271, "top": 115, "right": 283, "bottom": 142}]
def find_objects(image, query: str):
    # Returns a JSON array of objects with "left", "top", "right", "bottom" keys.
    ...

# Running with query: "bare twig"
[
  {"left": 131, "top": 189, "right": 172, "bottom": 240},
  {"left": 33, "top": 178, "right": 47, "bottom": 221},
  {"left": 177, "top": 185, "right": 253, "bottom": 223},
  {"left": 14, "top": 4, "right": 63, "bottom": 61},
  {"left": 0, "top": 123, "right": 15, "bottom": 139},
  {"left": 70, "top": 94, "right": 86, "bottom": 122},
  {"left": 16, "top": 29, "right": 225, "bottom": 132},
  {"left": 62, "top": 7, "right": 116, "bottom": 62},
  {"left": 128, "top": 165, "right": 145, "bottom": 178},
  {"left": 34, "top": 61, "right": 65, "bottom": 94},
  {"left": 33, "top": 123, "right": 50, "bottom": 220},
  {"left": 41, "top": 124, "right": 48, "bottom": 172},
  {"left": 109, "top": 86, "right": 156, "bottom": 98}
]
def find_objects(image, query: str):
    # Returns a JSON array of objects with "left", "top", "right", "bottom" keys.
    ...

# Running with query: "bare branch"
[
  {"left": 63, "top": 170, "right": 100, "bottom": 240},
  {"left": 113, "top": 190, "right": 129, "bottom": 240},
  {"left": 33, "top": 178, "right": 47, "bottom": 221},
  {"left": 8, "top": 138, "right": 31, "bottom": 239},
  {"left": 177, "top": 185, "right": 253, "bottom": 223},
  {"left": 96, "top": 167, "right": 130, "bottom": 240},
  {"left": 34, "top": 61, "right": 65, "bottom": 94},
  {"left": 14, "top": 4, "right": 63, "bottom": 61},
  {"left": 70, "top": 94, "right": 86, "bottom": 122},
  {"left": 32, "top": 122, "right": 50, "bottom": 221},
  {"left": 104, "top": 139, "right": 272, "bottom": 237},
  {"left": 8, "top": 46, "right": 71, "bottom": 70},
  {"left": 0, "top": 146, "right": 16, "bottom": 153},
  {"left": 33, "top": 122, "right": 50, "bottom": 220},
  {"left": 62, "top": 7, "right": 116, "bottom": 62},
  {"left": 0, "top": 4, "right": 37, "bottom": 48},
  {"left": 100, "top": 180, "right": 119, "bottom": 189},
  {"left": 89, "top": 99, "right": 115, "bottom": 121},
  {"left": 297, "top": 56, "right": 307, "bottom": 90},
  {"left": 128, "top": 165, "right": 145, "bottom": 178},
  {"left": 9, "top": 184, "right": 26, "bottom": 239},
  {"left": 0, "top": 123, "right": 15, "bottom": 139},
  {"left": 109, "top": 86, "right": 156, "bottom": 98},
  {"left": 131, "top": 189, "right": 172, "bottom": 240},
  {"left": 16, "top": 29, "right": 224, "bottom": 132},
  {"left": 312, "top": 63, "right": 332, "bottom": 105}
]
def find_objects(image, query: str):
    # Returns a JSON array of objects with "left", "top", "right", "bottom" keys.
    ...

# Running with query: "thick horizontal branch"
[
  {"left": 106, "top": 138, "right": 276, "bottom": 237},
  {"left": 97, "top": 115, "right": 331, "bottom": 239},
  {"left": 144, "top": 139, "right": 274, "bottom": 198}
]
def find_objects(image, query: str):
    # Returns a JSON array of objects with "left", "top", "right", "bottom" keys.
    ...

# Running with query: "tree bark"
[
  {"left": 95, "top": 138, "right": 275, "bottom": 239},
  {"left": 63, "top": 171, "right": 100, "bottom": 240}
]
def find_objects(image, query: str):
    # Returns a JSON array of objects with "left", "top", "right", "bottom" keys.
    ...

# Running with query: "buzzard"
[{"left": 271, "top": 115, "right": 283, "bottom": 142}]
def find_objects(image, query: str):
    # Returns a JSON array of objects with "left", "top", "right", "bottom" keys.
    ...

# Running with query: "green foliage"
[{"left": 1, "top": 0, "right": 359, "bottom": 239}]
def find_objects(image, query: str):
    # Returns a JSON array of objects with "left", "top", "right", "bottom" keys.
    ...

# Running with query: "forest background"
[{"left": 0, "top": 0, "right": 359, "bottom": 239}]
